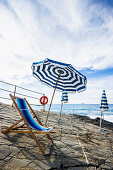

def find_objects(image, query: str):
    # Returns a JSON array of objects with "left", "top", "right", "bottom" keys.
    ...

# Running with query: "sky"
[{"left": 0, "top": 0, "right": 113, "bottom": 104}]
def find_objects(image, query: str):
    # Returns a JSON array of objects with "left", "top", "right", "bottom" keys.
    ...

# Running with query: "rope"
[
  {"left": 78, "top": 137, "right": 89, "bottom": 164},
  {"left": 70, "top": 113, "right": 113, "bottom": 165},
  {"left": 69, "top": 114, "right": 89, "bottom": 164},
  {"left": 57, "top": 108, "right": 89, "bottom": 164}
]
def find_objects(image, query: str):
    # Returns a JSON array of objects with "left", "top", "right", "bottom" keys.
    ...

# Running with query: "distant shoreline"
[{"left": 1, "top": 102, "right": 113, "bottom": 129}]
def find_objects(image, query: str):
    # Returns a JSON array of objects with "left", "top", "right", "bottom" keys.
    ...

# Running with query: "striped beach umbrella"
[
  {"left": 61, "top": 92, "right": 68, "bottom": 103},
  {"left": 32, "top": 58, "right": 86, "bottom": 93},
  {"left": 100, "top": 90, "right": 109, "bottom": 131},
  {"left": 100, "top": 90, "right": 109, "bottom": 111},
  {"left": 32, "top": 58, "right": 87, "bottom": 124},
  {"left": 59, "top": 92, "right": 68, "bottom": 120}
]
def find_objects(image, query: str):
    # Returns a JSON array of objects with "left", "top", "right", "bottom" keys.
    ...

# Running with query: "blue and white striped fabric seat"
[{"left": 16, "top": 98, "right": 51, "bottom": 131}]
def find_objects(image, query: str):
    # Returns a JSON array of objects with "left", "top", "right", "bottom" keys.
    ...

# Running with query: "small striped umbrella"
[
  {"left": 100, "top": 90, "right": 109, "bottom": 131},
  {"left": 60, "top": 92, "right": 68, "bottom": 119},
  {"left": 61, "top": 92, "right": 68, "bottom": 103},
  {"left": 32, "top": 58, "right": 87, "bottom": 124}
]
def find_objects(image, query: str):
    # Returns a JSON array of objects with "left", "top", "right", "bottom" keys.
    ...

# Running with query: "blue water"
[{"left": 35, "top": 104, "right": 113, "bottom": 123}]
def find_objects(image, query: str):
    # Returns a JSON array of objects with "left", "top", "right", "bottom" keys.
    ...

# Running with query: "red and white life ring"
[{"left": 40, "top": 96, "right": 48, "bottom": 105}]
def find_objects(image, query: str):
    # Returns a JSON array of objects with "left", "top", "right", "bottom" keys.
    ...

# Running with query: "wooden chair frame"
[{"left": 1, "top": 94, "right": 54, "bottom": 155}]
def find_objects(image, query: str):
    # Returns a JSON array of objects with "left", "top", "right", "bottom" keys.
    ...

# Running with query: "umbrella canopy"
[
  {"left": 32, "top": 58, "right": 87, "bottom": 93},
  {"left": 32, "top": 58, "right": 87, "bottom": 124},
  {"left": 61, "top": 92, "right": 68, "bottom": 103},
  {"left": 99, "top": 90, "right": 109, "bottom": 131},
  {"left": 60, "top": 92, "right": 68, "bottom": 120},
  {"left": 100, "top": 90, "right": 109, "bottom": 111}
]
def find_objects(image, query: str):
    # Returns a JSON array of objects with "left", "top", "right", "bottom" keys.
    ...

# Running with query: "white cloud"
[{"left": 0, "top": 0, "right": 113, "bottom": 104}]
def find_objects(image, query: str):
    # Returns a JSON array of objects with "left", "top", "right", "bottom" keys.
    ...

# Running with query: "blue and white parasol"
[
  {"left": 100, "top": 90, "right": 109, "bottom": 111},
  {"left": 100, "top": 90, "right": 109, "bottom": 131},
  {"left": 32, "top": 58, "right": 87, "bottom": 124},
  {"left": 61, "top": 92, "right": 68, "bottom": 103},
  {"left": 32, "top": 58, "right": 87, "bottom": 93},
  {"left": 59, "top": 92, "right": 68, "bottom": 120}
]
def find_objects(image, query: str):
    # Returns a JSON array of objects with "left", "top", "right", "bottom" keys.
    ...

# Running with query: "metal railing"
[{"left": 0, "top": 80, "right": 44, "bottom": 107}]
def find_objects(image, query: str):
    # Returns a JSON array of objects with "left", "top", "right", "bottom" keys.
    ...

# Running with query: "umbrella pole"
[
  {"left": 103, "top": 114, "right": 104, "bottom": 122},
  {"left": 100, "top": 111, "right": 102, "bottom": 131},
  {"left": 60, "top": 102, "right": 63, "bottom": 118},
  {"left": 45, "top": 72, "right": 61, "bottom": 125}
]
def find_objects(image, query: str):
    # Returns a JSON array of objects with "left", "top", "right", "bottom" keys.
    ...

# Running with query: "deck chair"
[{"left": 1, "top": 94, "right": 54, "bottom": 155}]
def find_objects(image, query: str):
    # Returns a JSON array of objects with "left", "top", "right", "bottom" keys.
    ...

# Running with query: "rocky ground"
[{"left": 0, "top": 102, "right": 113, "bottom": 170}]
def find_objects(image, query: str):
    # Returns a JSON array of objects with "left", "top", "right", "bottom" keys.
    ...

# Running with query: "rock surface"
[{"left": 0, "top": 102, "right": 113, "bottom": 170}]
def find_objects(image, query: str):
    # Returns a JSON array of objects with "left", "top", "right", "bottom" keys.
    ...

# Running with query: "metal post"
[
  {"left": 43, "top": 105, "right": 45, "bottom": 111},
  {"left": 43, "top": 94, "right": 45, "bottom": 111},
  {"left": 60, "top": 102, "right": 63, "bottom": 118},
  {"left": 58, "top": 102, "right": 63, "bottom": 123},
  {"left": 100, "top": 111, "right": 102, "bottom": 131},
  {"left": 103, "top": 114, "right": 104, "bottom": 122},
  {"left": 14, "top": 85, "right": 16, "bottom": 96},
  {"left": 45, "top": 72, "right": 61, "bottom": 125},
  {"left": 12, "top": 85, "right": 16, "bottom": 107},
  {"left": 73, "top": 107, "right": 74, "bottom": 114}
]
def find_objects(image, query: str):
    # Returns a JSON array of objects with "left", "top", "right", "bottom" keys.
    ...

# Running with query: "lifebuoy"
[{"left": 40, "top": 96, "right": 48, "bottom": 105}]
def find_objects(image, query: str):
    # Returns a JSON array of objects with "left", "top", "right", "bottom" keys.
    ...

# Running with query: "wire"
[
  {"left": 0, "top": 80, "right": 44, "bottom": 95},
  {"left": 0, "top": 80, "right": 43, "bottom": 109},
  {"left": 0, "top": 80, "right": 15, "bottom": 86},
  {"left": 0, "top": 87, "right": 13, "bottom": 93},
  {"left": 0, "top": 96, "right": 11, "bottom": 100},
  {"left": 16, "top": 85, "right": 44, "bottom": 95},
  {"left": 15, "top": 92, "right": 40, "bottom": 99},
  {"left": 0, "top": 88, "right": 40, "bottom": 99}
]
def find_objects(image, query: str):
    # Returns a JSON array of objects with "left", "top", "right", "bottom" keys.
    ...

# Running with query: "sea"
[{"left": 35, "top": 104, "right": 113, "bottom": 123}]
